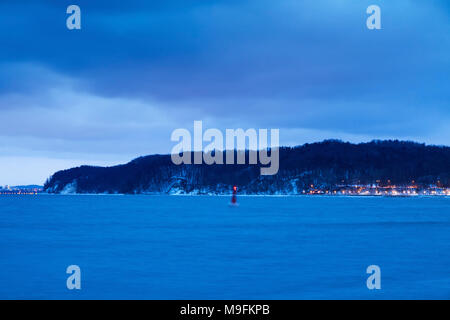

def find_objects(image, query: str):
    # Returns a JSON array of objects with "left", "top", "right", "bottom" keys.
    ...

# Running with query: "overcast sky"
[{"left": 0, "top": 0, "right": 449, "bottom": 185}]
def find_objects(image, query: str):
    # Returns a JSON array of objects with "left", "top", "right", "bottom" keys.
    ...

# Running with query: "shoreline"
[{"left": 2, "top": 193, "right": 449, "bottom": 198}]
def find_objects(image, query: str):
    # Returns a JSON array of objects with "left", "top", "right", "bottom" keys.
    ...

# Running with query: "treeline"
[{"left": 44, "top": 140, "right": 450, "bottom": 194}]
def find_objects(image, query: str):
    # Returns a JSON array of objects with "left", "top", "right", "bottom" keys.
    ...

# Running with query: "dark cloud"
[{"left": 0, "top": 0, "right": 449, "bottom": 184}]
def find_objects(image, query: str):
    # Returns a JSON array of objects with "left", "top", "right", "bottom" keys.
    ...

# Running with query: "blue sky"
[{"left": 0, "top": 0, "right": 449, "bottom": 185}]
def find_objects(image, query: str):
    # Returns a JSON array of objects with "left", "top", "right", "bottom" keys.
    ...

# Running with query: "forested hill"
[{"left": 44, "top": 140, "right": 450, "bottom": 194}]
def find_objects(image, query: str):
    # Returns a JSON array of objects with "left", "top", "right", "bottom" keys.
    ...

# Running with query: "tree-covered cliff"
[{"left": 44, "top": 140, "right": 450, "bottom": 194}]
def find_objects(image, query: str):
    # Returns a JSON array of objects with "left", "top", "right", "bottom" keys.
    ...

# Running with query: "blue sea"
[{"left": 0, "top": 195, "right": 449, "bottom": 299}]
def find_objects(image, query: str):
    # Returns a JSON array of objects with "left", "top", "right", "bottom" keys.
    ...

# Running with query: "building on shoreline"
[
  {"left": 303, "top": 183, "right": 449, "bottom": 196},
  {"left": 0, "top": 185, "right": 43, "bottom": 195}
]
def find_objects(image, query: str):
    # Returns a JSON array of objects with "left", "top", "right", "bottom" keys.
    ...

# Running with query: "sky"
[{"left": 0, "top": 0, "right": 449, "bottom": 185}]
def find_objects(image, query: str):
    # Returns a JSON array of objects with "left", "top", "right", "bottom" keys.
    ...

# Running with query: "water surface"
[{"left": 1, "top": 195, "right": 449, "bottom": 299}]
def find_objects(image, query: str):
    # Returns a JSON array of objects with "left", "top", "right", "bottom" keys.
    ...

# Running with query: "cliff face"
[{"left": 44, "top": 140, "right": 450, "bottom": 194}]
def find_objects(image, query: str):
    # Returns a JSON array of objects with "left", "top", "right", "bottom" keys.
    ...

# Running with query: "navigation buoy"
[{"left": 230, "top": 185, "right": 238, "bottom": 206}]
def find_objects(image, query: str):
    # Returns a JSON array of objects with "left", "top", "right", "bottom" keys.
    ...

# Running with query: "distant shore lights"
[{"left": 170, "top": 121, "right": 280, "bottom": 175}]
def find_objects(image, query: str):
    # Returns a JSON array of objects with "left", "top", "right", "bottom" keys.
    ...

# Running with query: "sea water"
[{"left": 0, "top": 195, "right": 449, "bottom": 299}]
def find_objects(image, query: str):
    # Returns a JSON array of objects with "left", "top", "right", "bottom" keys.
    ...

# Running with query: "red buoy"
[{"left": 231, "top": 185, "right": 237, "bottom": 205}]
